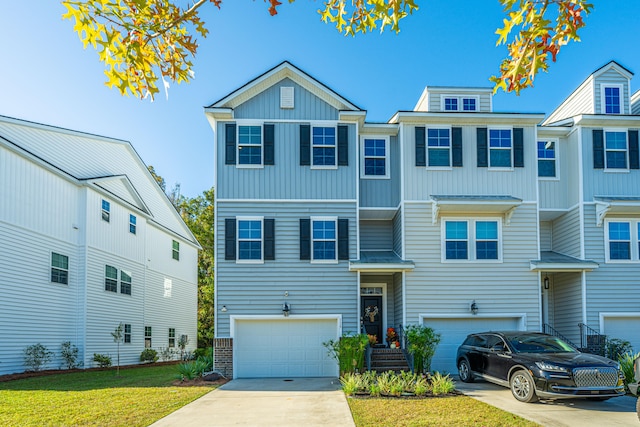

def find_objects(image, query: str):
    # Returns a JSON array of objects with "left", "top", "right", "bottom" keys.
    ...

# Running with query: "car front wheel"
[
  {"left": 458, "top": 359, "right": 473, "bottom": 383},
  {"left": 510, "top": 369, "right": 538, "bottom": 403}
]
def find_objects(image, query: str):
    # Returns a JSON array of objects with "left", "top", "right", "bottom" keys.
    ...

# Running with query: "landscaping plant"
[
  {"left": 324, "top": 333, "right": 369, "bottom": 375},
  {"left": 140, "top": 349, "right": 159, "bottom": 363},
  {"left": 404, "top": 325, "right": 441, "bottom": 374},
  {"left": 111, "top": 323, "right": 124, "bottom": 375},
  {"left": 606, "top": 338, "right": 633, "bottom": 361},
  {"left": 177, "top": 334, "right": 190, "bottom": 360},
  {"left": 23, "top": 343, "right": 53, "bottom": 372},
  {"left": 159, "top": 347, "right": 176, "bottom": 362},
  {"left": 60, "top": 341, "right": 80, "bottom": 369},
  {"left": 430, "top": 372, "right": 456, "bottom": 395},
  {"left": 619, "top": 351, "right": 640, "bottom": 389},
  {"left": 93, "top": 353, "right": 112, "bottom": 368}
]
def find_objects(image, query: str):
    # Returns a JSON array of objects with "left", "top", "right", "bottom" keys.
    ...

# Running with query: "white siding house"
[{"left": 0, "top": 116, "right": 199, "bottom": 375}]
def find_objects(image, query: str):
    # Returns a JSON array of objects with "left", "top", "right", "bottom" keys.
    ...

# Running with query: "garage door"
[
  {"left": 423, "top": 317, "right": 523, "bottom": 374},
  {"left": 234, "top": 318, "right": 339, "bottom": 378},
  {"left": 602, "top": 315, "right": 640, "bottom": 354}
]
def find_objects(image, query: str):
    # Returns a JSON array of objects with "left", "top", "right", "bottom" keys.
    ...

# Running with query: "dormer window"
[
  {"left": 442, "top": 96, "right": 478, "bottom": 112},
  {"left": 444, "top": 97, "right": 458, "bottom": 111},
  {"left": 602, "top": 85, "right": 623, "bottom": 114}
]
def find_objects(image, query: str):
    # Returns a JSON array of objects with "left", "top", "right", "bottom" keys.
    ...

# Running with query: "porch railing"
[
  {"left": 398, "top": 324, "right": 415, "bottom": 374},
  {"left": 579, "top": 323, "right": 606, "bottom": 356},
  {"left": 542, "top": 323, "right": 579, "bottom": 348}
]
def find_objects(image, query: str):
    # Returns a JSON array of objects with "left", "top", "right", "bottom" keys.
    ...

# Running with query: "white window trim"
[
  {"left": 236, "top": 216, "right": 264, "bottom": 264},
  {"left": 172, "top": 240, "right": 180, "bottom": 261},
  {"left": 604, "top": 219, "right": 639, "bottom": 263},
  {"left": 360, "top": 136, "right": 390, "bottom": 179},
  {"left": 440, "top": 95, "right": 479, "bottom": 112},
  {"left": 168, "top": 328, "right": 176, "bottom": 348},
  {"left": 50, "top": 251, "right": 69, "bottom": 286},
  {"left": 311, "top": 216, "right": 338, "bottom": 264},
  {"left": 123, "top": 323, "right": 132, "bottom": 344},
  {"left": 600, "top": 84, "right": 624, "bottom": 115},
  {"left": 360, "top": 283, "right": 388, "bottom": 339},
  {"left": 441, "top": 217, "right": 503, "bottom": 263},
  {"left": 129, "top": 214, "right": 137, "bottom": 234},
  {"left": 105, "top": 265, "right": 118, "bottom": 293},
  {"left": 603, "top": 128, "right": 629, "bottom": 171},
  {"left": 537, "top": 138, "right": 559, "bottom": 181},
  {"left": 311, "top": 124, "right": 338, "bottom": 170},
  {"left": 426, "top": 125, "right": 453, "bottom": 170},
  {"left": 488, "top": 126, "right": 514, "bottom": 171},
  {"left": 236, "top": 121, "right": 264, "bottom": 168},
  {"left": 120, "top": 269, "right": 132, "bottom": 296},
  {"left": 101, "top": 199, "right": 110, "bottom": 223}
]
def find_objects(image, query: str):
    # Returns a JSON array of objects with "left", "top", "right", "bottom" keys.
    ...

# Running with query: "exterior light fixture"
[
  {"left": 221, "top": 305, "right": 227, "bottom": 312},
  {"left": 470, "top": 301, "right": 478, "bottom": 315},
  {"left": 543, "top": 276, "right": 550, "bottom": 290},
  {"left": 282, "top": 302, "right": 291, "bottom": 317}
]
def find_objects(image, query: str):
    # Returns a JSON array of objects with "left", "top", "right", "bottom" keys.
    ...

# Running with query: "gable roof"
[
  {"left": 207, "top": 61, "right": 362, "bottom": 112},
  {"left": 0, "top": 115, "right": 199, "bottom": 247}
]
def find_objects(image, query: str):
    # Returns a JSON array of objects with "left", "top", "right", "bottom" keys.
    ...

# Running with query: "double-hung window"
[
  {"left": 172, "top": 240, "right": 180, "bottom": 261},
  {"left": 443, "top": 219, "right": 501, "bottom": 261},
  {"left": 169, "top": 328, "right": 176, "bottom": 348},
  {"left": 602, "top": 85, "right": 622, "bottom": 114},
  {"left": 362, "top": 138, "right": 388, "bottom": 177},
  {"left": 606, "top": 220, "right": 640, "bottom": 262},
  {"left": 312, "top": 126, "right": 336, "bottom": 167},
  {"left": 105, "top": 265, "right": 118, "bottom": 292},
  {"left": 124, "top": 324, "right": 131, "bottom": 343},
  {"left": 102, "top": 199, "right": 110, "bottom": 222},
  {"left": 312, "top": 218, "right": 337, "bottom": 262},
  {"left": 120, "top": 270, "right": 132, "bottom": 295},
  {"left": 428, "top": 128, "right": 451, "bottom": 167},
  {"left": 237, "top": 218, "right": 263, "bottom": 262},
  {"left": 145, "top": 326, "right": 152, "bottom": 348},
  {"left": 238, "top": 125, "right": 262, "bottom": 165},
  {"left": 537, "top": 140, "right": 557, "bottom": 178},
  {"left": 129, "top": 214, "right": 137, "bottom": 234},
  {"left": 489, "top": 129, "right": 512, "bottom": 168},
  {"left": 605, "top": 130, "right": 628, "bottom": 169},
  {"left": 51, "top": 252, "right": 69, "bottom": 285}
]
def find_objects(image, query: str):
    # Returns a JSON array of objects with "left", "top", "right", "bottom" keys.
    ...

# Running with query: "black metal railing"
[
  {"left": 542, "top": 323, "right": 579, "bottom": 348},
  {"left": 398, "top": 324, "right": 415, "bottom": 373},
  {"left": 579, "top": 323, "right": 606, "bottom": 356}
]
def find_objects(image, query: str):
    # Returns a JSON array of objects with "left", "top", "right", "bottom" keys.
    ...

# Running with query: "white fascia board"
[
  {"left": 572, "top": 114, "right": 640, "bottom": 127},
  {"left": 388, "top": 111, "right": 545, "bottom": 125},
  {"left": 204, "top": 108, "right": 234, "bottom": 121},
  {"left": 360, "top": 123, "right": 399, "bottom": 136},
  {"left": 338, "top": 110, "right": 367, "bottom": 124},
  {"left": 537, "top": 126, "right": 572, "bottom": 137},
  {"left": 348, "top": 263, "right": 415, "bottom": 272},
  {"left": 529, "top": 261, "right": 598, "bottom": 272}
]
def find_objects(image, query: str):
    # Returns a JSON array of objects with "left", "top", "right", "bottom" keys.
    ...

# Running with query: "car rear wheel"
[
  {"left": 510, "top": 369, "right": 538, "bottom": 403},
  {"left": 458, "top": 359, "right": 473, "bottom": 383}
]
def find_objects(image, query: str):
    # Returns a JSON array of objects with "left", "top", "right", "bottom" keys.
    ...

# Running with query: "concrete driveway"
[
  {"left": 150, "top": 377, "right": 355, "bottom": 427},
  {"left": 456, "top": 379, "right": 639, "bottom": 426}
]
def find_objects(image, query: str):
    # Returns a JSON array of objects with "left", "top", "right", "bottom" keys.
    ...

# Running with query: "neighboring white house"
[{"left": 0, "top": 115, "right": 199, "bottom": 375}]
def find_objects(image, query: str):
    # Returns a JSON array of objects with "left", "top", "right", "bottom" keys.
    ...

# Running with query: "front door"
[{"left": 361, "top": 295, "right": 383, "bottom": 344}]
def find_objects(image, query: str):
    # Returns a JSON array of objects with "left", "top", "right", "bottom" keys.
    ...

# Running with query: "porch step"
[{"left": 370, "top": 348, "right": 410, "bottom": 373}]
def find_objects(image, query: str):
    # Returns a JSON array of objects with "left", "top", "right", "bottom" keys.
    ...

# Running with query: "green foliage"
[
  {"left": 606, "top": 338, "right": 633, "bottom": 361},
  {"left": 60, "top": 341, "right": 80, "bottom": 369},
  {"left": 430, "top": 372, "right": 456, "bottom": 395},
  {"left": 159, "top": 347, "right": 177, "bottom": 362},
  {"left": 93, "top": 353, "right": 113, "bottom": 368},
  {"left": 338, "top": 370, "right": 456, "bottom": 397},
  {"left": 176, "top": 360, "right": 208, "bottom": 381},
  {"left": 404, "top": 325, "right": 441, "bottom": 374},
  {"left": 111, "top": 323, "right": 124, "bottom": 374},
  {"left": 23, "top": 343, "right": 53, "bottom": 372},
  {"left": 618, "top": 352, "right": 640, "bottom": 388},
  {"left": 324, "top": 334, "right": 369, "bottom": 375},
  {"left": 196, "top": 347, "right": 214, "bottom": 371},
  {"left": 140, "top": 349, "right": 159, "bottom": 363}
]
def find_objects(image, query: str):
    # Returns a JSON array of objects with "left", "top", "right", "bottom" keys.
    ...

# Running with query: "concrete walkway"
[{"left": 150, "top": 377, "right": 355, "bottom": 427}]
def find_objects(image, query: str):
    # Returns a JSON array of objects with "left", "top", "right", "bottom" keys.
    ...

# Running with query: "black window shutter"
[
  {"left": 299, "top": 218, "right": 310, "bottom": 260},
  {"left": 415, "top": 126, "right": 426, "bottom": 167},
  {"left": 264, "top": 219, "right": 275, "bottom": 260},
  {"left": 513, "top": 128, "right": 524, "bottom": 167},
  {"left": 477, "top": 128, "right": 488, "bottom": 167},
  {"left": 225, "top": 123, "right": 236, "bottom": 165},
  {"left": 629, "top": 130, "right": 639, "bottom": 170},
  {"left": 593, "top": 129, "right": 604, "bottom": 169},
  {"left": 338, "top": 218, "right": 349, "bottom": 260},
  {"left": 452, "top": 127, "right": 463, "bottom": 167},
  {"left": 225, "top": 218, "right": 236, "bottom": 260},
  {"left": 300, "top": 124, "right": 310, "bottom": 166},
  {"left": 338, "top": 125, "right": 349, "bottom": 166},
  {"left": 264, "top": 124, "right": 274, "bottom": 165}
]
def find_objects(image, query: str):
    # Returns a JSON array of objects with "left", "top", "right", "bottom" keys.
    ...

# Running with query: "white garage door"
[
  {"left": 602, "top": 316, "right": 640, "bottom": 354},
  {"left": 234, "top": 318, "right": 339, "bottom": 378},
  {"left": 424, "top": 317, "right": 523, "bottom": 374}
]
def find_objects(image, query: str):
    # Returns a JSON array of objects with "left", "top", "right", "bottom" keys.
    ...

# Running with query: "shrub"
[
  {"left": 431, "top": 372, "right": 455, "bottom": 395},
  {"left": 159, "top": 347, "right": 176, "bottom": 362},
  {"left": 176, "top": 360, "right": 209, "bottom": 380},
  {"left": 404, "top": 325, "right": 441, "bottom": 374},
  {"left": 196, "top": 351, "right": 213, "bottom": 372},
  {"left": 606, "top": 338, "right": 633, "bottom": 361},
  {"left": 60, "top": 341, "right": 80, "bottom": 369},
  {"left": 140, "top": 348, "right": 159, "bottom": 363},
  {"left": 323, "top": 333, "right": 369, "bottom": 375},
  {"left": 619, "top": 351, "right": 640, "bottom": 388},
  {"left": 24, "top": 343, "right": 53, "bottom": 372},
  {"left": 93, "top": 353, "right": 112, "bottom": 368},
  {"left": 340, "top": 373, "right": 360, "bottom": 396}
]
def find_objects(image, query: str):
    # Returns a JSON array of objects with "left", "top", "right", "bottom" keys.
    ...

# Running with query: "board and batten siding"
[
  {"left": 403, "top": 125, "right": 538, "bottom": 201},
  {"left": 216, "top": 122, "right": 357, "bottom": 200},
  {"left": 550, "top": 272, "right": 583, "bottom": 345},
  {"left": 401, "top": 202, "right": 540, "bottom": 330},
  {"left": 360, "top": 220, "right": 393, "bottom": 251},
  {"left": 215, "top": 201, "right": 358, "bottom": 337},
  {"left": 593, "top": 68, "right": 631, "bottom": 115},
  {"left": 551, "top": 208, "right": 581, "bottom": 258},
  {"left": 359, "top": 135, "right": 400, "bottom": 208},
  {"left": 545, "top": 80, "right": 594, "bottom": 124}
]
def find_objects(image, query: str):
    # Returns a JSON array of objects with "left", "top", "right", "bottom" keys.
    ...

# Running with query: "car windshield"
[{"left": 508, "top": 335, "right": 578, "bottom": 353}]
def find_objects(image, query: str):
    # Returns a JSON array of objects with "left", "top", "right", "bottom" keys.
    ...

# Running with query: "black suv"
[{"left": 456, "top": 331, "right": 625, "bottom": 402}]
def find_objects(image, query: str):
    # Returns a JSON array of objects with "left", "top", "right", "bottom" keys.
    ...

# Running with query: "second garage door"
[
  {"left": 602, "top": 315, "right": 640, "bottom": 354},
  {"left": 424, "top": 316, "right": 524, "bottom": 374},
  {"left": 234, "top": 317, "right": 339, "bottom": 379}
]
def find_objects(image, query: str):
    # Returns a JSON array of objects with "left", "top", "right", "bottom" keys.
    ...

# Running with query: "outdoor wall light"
[
  {"left": 282, "top": 302, "right": 291, "bottom": 317},
  {"left": 284, "top": 291, "right": 289, "bottom": 297},
  {"left": 221, "top": 305, "right": 227, "bottom": 312},
  {"left": 543, "top": 276, "right": 550, "bottom": 290},
  {"left": 470, "top": 301, "right": 478, "bottom": 315}
]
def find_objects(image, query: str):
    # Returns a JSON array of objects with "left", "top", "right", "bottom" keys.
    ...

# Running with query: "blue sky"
[{"left": 1, "top": 1, "right": 639, "bottom": 197}]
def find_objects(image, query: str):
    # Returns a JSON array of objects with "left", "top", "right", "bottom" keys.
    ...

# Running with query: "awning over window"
[
  {"left": 594, "top": 196, "right": 640, "bottom": 226},
  {"left": 430, "top": 195, "right": 522, "bottom": 225},
  {"left": 349, "top": 251, "right": 415, "bottom": 272},
  {"left": 530, "top": 251, "right": 599, "bottom": 272}
]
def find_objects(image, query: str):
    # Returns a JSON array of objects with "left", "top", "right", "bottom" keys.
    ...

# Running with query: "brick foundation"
[{"left": 214, "top": 338, "right": 233, "bottom": 378}]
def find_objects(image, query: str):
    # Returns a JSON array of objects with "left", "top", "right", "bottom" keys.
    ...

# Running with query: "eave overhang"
[
  {"left": 388, "top": 111, "right": 545, "bottom": 125},
  {"left": 530, "top": 251, "right": 599, "bottom": 272},
  {"left": 430, "top": 195, "right": 522, "bottom": 225},
  {"left": 349, "top": 251, "right": 415, "bottom": 272},
  {"left": 594, "top": 196, "right": 640, "bottom": 226}
]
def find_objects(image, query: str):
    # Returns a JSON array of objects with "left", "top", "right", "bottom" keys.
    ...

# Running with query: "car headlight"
[{"left": 535, "top": 361, "right": 569, "bottom": 373}]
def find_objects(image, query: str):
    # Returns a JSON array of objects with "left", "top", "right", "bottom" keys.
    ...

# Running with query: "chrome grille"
[{"left": 572, "top": 367, "right": 618, "bottom": 387}]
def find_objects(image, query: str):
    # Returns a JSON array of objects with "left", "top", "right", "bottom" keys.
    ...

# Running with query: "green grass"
[
  {"left": 348, "top": 396, "right": 541, "bottom": 427},
  {"left": 0, "top": 365, "right": 216, "bottom": 427}
]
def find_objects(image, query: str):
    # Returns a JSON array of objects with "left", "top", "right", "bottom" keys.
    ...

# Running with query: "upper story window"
[
  {"left": 361, "top": 137, "right": 388, "bottom": 178},
  {"left": 489, "top": 129, "right": 512, "bottom": 168},
  {"left": 51, "top": 252, "right": 69, "bottom": 285},
  {"left": 101, "top": 199, "right": 110, "bottom": 222},
  {"left": 463, "top": 98, "right": 477, "bottom": 111},
  {"left": 172, "top": 240, "right": 180, "bottom": 261},
  {"left": 312, "top": 218, "right": 337, "bottom": 262},
  {"left": 238, "top": 125, "right": 262, "bottom": 165},
  {"left": 606, "top": 220, "right": 640, "bottom": 262},
  {"left": 105, "top": 265, "right": 118, "bottom": 292},
  {"left": 237, "top": 218, "right": 263, "bottom": 262},
  {"left": 537, "top": 140, "right": 557, "bottom": 178},
  {"left": 312, "top": 126, "right": 336, "bottom": 167},
  {"left": 602, "top": 85, "right": 622, "bottom": 114},
  {"left": 129, "top": 214, "right": 137, "bottom": 234},
  {"left": 120, "top": 270, "right": 132, "bottom": 295},
  {"left": 605, "top": 130, "right": 628, "bottom": 169},
  {"left": 444, "top": 97, "right": 458, "bottom": 111},
  {"left": 428, "top": 128, "right": 451, "bottom": 167},
  {"left": 442, "top": 96, "right": 478, "bottom": 112},
  {"left": 124, "top": 323, "right": 132, "bottom": 344},
  {"left": 443, "top": 219, "right": 501, "bottom": 262}
]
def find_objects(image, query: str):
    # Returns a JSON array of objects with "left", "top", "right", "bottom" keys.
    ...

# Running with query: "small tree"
[
  {"left": 178, "top": 335, "right": 190, "bottom": 360},
  {"left": 111, "top": 323, "right": 124, "bottom": 375},
  {"left": 60, "top": 341, "right": 80, "bottom": 369},
  {"left": 323, "top": 334, "right": 369, "bottom": 376},
  {"left": 404, "top": 325, "right": 441, "bottom": 374},
  {"left": 24, "top": 343, "right": 53, "bottom": 372}
]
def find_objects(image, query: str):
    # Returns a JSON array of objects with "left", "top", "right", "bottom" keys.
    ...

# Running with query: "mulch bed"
[
  {"left": 172, "top": 372, "right": 230, "bottom": 387},
  {"left": 347, "top": 390, "right": 462, "bottom": 399}
]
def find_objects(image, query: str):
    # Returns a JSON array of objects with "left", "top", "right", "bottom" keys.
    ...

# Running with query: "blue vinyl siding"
[{"left": 360, "top": 135, "right": 400, "bottom": 207}]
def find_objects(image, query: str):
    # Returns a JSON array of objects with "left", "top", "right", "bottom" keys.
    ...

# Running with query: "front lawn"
[
  {"left": 0, "top": 365, "right": 217, "bottom": 427},
  {"left": 348, "top": 396, "right": 541, "bottom": 427}
]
